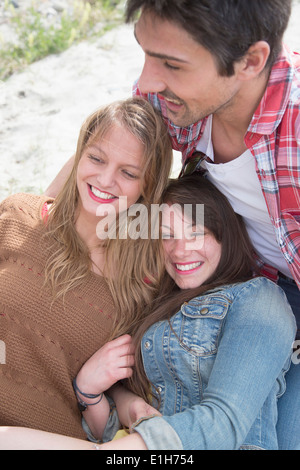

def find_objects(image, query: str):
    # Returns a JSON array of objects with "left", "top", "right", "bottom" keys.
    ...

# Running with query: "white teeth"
[
  {"left": 175, "top": 262, "right": 202, "bottom": 271},
  {"left": 90, "top": 186, "right": 116, "bottom": 200},
  {"left": 165, "top": 98, "right": 182, "bottom": 106}
]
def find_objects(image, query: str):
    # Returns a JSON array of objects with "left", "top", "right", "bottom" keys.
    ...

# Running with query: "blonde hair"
[{"left": 44, "top": 97, "right": 173, "bottom": 337}]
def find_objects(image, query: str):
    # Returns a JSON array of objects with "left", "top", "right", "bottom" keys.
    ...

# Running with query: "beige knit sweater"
[{"left": 0, "top": 193, "right": 116, "bottom": 439}]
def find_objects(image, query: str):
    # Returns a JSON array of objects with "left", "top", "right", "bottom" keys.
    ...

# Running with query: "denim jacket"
[
  {"left": 133, "top": 277, "right": 296, "bottom": 450},
  {"left": 84, "top": 277, "right": 296, "bottom": 449}
]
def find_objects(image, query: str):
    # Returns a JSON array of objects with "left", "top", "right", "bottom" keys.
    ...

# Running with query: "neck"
[
  {"left": 75, "top": 206, "right": 106, "bottom": 274},
  {"left": 75, "top": 213, "right": 99, "bottom": 247},
  {"left": 212, "top": 70, "right": 269, "bottom": 163},
  {"left": 223, "top": 70, "right": 268, "bottom": 130}
]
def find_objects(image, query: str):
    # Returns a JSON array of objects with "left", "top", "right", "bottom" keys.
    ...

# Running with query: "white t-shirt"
[{"left": 196, "top": 115, "right": 292, "bottom": 278}]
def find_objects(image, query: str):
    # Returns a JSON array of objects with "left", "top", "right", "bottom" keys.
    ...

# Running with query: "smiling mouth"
[
  {"left": 175, "top": 262, "right": 203, "bottom": 272},
  {"left": 88, "top": 184, "right": 117, "bottom": 201},
  {"left": 158, "top": 94, "right": 183, "bottom": 107}
]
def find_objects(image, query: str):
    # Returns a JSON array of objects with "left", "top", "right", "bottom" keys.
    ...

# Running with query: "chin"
[{"left": 177, "top": 280, "right": 199, "bottom": 290}]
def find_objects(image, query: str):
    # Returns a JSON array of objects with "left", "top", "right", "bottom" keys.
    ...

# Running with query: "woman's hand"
[
  {"left": 76, "top": 334, "right": 135, "bottom": 396},
  {"left": 127, "top": 396, "right": 161, "bottom": 430},
  {"left": 109, "top": 384, "right": 161, "bottom": 430}
]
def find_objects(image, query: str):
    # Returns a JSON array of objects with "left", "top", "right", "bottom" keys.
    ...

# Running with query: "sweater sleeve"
[{"left": 0, "top": 193, "right": 52, "bottom": 225}]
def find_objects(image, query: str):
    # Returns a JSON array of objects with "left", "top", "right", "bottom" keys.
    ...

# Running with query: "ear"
[{"left": 235, "top": 41, "right": 270, "bottom": 80}]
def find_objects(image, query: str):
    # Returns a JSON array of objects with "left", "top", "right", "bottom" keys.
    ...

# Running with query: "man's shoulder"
[
  {"left": 289, "top": 51, "right": 300, "bottom": 103},
  {"left": 272, "top": 47, "right": 300, "bottom": 98}
]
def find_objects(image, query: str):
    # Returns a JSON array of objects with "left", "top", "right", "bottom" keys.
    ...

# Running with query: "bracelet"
[
  {"left": 73, "top": 378, "right": 103, "bottom": 412},
  {"left": 92, "top": 444, "right": 102, "bottom": 450}
]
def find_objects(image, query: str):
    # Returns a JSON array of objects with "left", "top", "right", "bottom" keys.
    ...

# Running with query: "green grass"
[{"left": 0, "top": 0, "right": 124, "bottom": 80}]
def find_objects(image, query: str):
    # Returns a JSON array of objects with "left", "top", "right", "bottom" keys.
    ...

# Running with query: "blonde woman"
[{"left": 0, "top": 97, "right": 172, "bottom": 439}]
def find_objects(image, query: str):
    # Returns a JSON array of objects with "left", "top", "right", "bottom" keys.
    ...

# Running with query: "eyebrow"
[{"left": 134, "top": 24, "right": 189, "bottom": 64}]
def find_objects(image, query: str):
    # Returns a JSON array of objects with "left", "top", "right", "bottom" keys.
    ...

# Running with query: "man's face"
[{"left": 135, "top": 10, "right": 242, "bottom": 127}]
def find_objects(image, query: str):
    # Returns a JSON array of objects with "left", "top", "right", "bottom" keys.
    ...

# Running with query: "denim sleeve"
[
  {"left": 135, "top": 278, "right": 296, "bottom": 450},
  {"left": 133, "top": 416, "right": 183, "bottom": 450}
]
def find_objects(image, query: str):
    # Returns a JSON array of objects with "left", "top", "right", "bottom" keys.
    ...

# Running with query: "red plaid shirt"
[{"left": 133, "top": 46, "right": 300, "bottom": 288}]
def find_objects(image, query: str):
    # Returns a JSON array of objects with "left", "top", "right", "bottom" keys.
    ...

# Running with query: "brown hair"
[
  {"left": 126, "top": 0, "right": 292, "bottom": 75},
  {"left": 128, "top": 173, "right": 257, "bottom": 402}
]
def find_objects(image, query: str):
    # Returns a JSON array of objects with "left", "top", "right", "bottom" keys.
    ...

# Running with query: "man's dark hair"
[{"left": 125, "top": 0, "right": 292, "bottom": 76}]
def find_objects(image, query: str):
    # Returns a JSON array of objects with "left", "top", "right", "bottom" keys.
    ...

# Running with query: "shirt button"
[
  {"left": 200, "top": 307, "right": 209, "bottom": 315},
  {"left": 157, "top": 386, "right": 162, "bottom": 393},
  {"left": 144, "top": 341, "right": 151, "bottom": 349}
]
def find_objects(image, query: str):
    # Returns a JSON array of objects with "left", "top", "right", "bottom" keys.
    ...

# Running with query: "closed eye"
[
  {"left": 164, "top": 62, "right": 180, "bottom": 71},
  {"left": 122, "top": 169, "right": 139, "bottom": 179},
  {"left": 88, "top": 154, "right": 104, "bottom": 163}
]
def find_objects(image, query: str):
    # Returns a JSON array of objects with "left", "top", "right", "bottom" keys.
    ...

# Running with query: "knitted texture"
[{"left": 0, "top": 193, "right": 116, "bottom": 438}]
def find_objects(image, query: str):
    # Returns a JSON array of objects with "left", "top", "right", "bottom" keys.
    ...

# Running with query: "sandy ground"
[
  {"left": 0, "top": 2, "right": 300, "bottom": 201},
  {"left": 0, "top": 22, "right": 147, "bottom": 199}
]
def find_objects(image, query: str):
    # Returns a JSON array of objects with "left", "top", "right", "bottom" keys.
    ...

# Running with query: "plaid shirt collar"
[{"left": 248, "top": 45, "right": 295, "bottom": 136}]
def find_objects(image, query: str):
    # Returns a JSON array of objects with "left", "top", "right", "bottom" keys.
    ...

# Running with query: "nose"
[
  {"left": 170, "top": 237, "right": 189, "bottom": 258},
  {"left": 96, "top": 164, "right": 116, "bottom": 189},
  {"left": 138, "top": 56, "right": 166, "bottom": 95}
]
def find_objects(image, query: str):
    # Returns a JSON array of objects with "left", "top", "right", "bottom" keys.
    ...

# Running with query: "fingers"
[
  {"left": 114, "top": 343, "right": 135, "bottom": 361},
  {"left": 111, "top": 334, "right": 133, "bottom": 345},
  {"left": 102, "top": 335, "right": 135, "bottom": 366},
  {"left": 76, "top": 335, "right": 136, "bottom": 393},
  {"left": 114, "top": 365, "right": 134, "bottom": 382},
  {"left": 101, "top": 334, "right": 135, "bottom": 357},
  {"left": 112, "top": 337, "right": 135, "bottom": 381},
  {"left": 94, "top": 335, "right": 135, "bottom": 383},
  {"left": 108, "top": 334, "right": 133, "bottom": 348}
]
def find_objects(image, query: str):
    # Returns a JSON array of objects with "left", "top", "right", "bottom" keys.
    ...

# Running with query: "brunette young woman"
[
  {"left": 1, "top": 174, "right": 296, "bottom": 450},
  {"left": 0, "top": 97, "right": 172, "bottom": 439}
]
